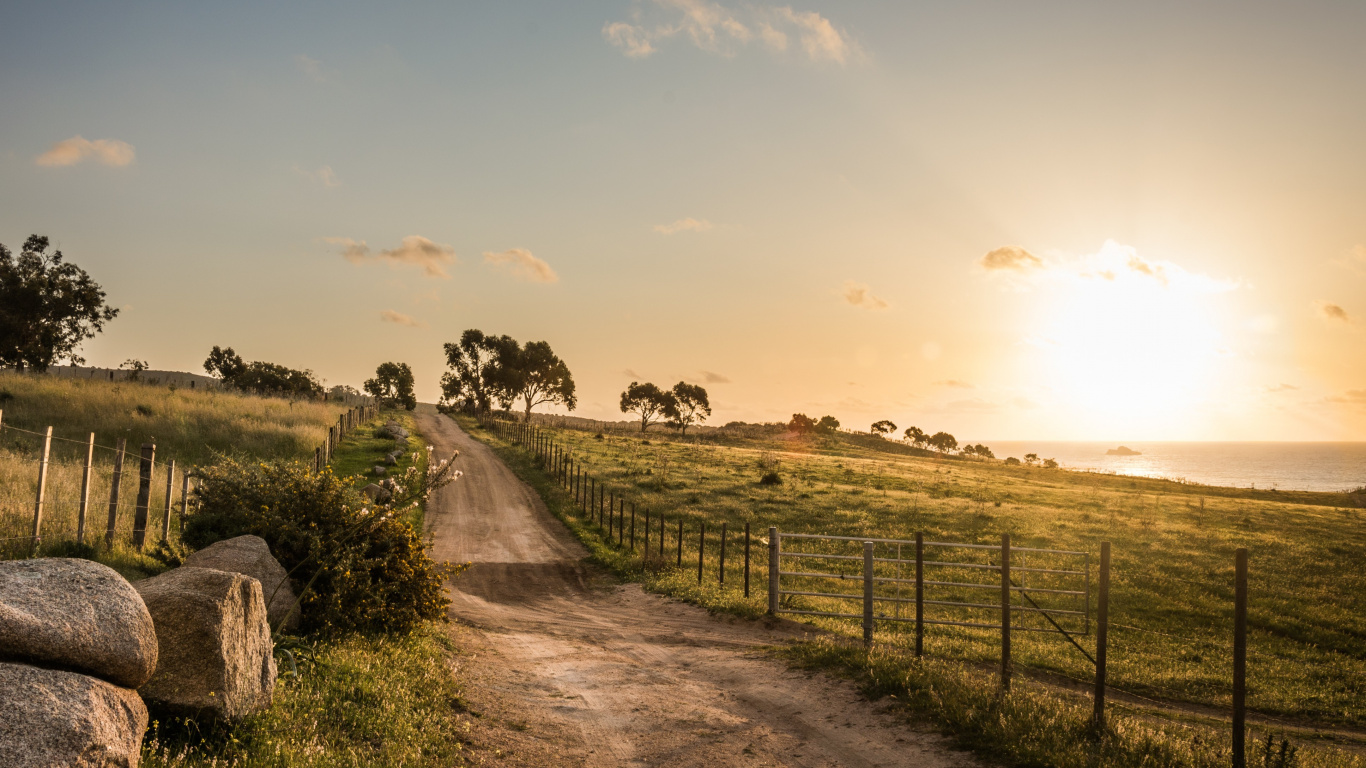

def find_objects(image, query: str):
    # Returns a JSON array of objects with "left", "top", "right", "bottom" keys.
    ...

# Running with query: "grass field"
[
  {"left": 463, "top": 415, "right": 1366, "bottom": 764},
  {"left": 0, "top": 371, "right": 351, "bottom": 570}
]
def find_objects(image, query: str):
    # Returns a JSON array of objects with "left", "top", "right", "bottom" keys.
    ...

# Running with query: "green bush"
[{"left": 184, "top": 458, "right": 450, "bottom": 635}]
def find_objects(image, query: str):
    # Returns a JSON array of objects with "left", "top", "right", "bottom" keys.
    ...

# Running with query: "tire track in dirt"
[{"left": 421, "top": 410, "right": 978, "bottom": 767}]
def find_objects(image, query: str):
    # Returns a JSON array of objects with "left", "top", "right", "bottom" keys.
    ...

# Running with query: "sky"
[{"left": 2, "top": 0, "right": 1364, "bottom": 441}]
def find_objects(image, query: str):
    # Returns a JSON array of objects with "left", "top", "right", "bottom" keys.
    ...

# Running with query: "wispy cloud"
[
  {"left": 294, "top": 164, "right": 341, "bottom": 187},
  {"left": 981, "top": 240, "right": 1238, "bottom": 294},
  {"left": 699, "top": 370, "right": 730, "bottom": 384},
  {"left": 935, "top": 379, "right": 974, "bottom": 389},
  {"left": 1327, "top": 389, "right": 1366, "bottom": 406},
  {"left": 604, "top": 1, "right": 857, "bottom": 64},
  {"left": 35, "top": 136, "right": 135, "bottom": 167},
  {"left": 980, "top": 246, "right": 1043, "bottom": 272},
  {"left": 326, "top": 235, "right": 457, "bottom": 279},
  {"left": 380, "top": 309, "right": 426, "bottom": 328},
  {"left": 654, "top": 217, "right": 713, "bottom": 235},
  {"left": 1265, "top": 383, "right": 1299, "bottom": 393},
  {"left": 483, "top": 248, "right": 558, "bottom": 283},
  {"left": 295, "top": 54, "right": 324, "bottom": 82},
  {"left": 623, "top": 368, "right": 642, "bottom": 378},
  {"left": 1316, "top": 300, "right": 1350, "bottom": 323},
  {"left": 1332, "top": 244, "right": 1366, "bottom": 274},
  {"left": 842, "top": 280, "right": 888, "bottom": 310}
]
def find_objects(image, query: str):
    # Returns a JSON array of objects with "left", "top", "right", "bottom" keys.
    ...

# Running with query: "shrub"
[
  {"left": 759, "top": 471, "right": 782, "bottom": 485},
  {"left": 184, "top": 457, "right": 453, "bottom": 635}
]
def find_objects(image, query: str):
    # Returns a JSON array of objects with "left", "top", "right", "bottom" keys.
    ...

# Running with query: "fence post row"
[{"left": 132, "top": 443, "right": 155, "bottom": 551}]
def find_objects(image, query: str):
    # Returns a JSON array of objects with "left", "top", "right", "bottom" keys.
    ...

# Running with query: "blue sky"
[{"left": 3, "top": 1, "right": 1364, "bottom": 439}]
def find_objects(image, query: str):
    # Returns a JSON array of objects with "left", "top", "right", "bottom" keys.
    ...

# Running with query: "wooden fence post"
[
  {"left": 768, "top": 527, "right": 780, "bottom": 614},
  {"left": 863, "top": 541, "right": 875, "bottom": 647},
  {"left": 660, "top": 514, "right": 666, "bottom": 557},
  {"left": 744, "top": 522, "right": 751, "bottom": 598},
  {"left": 133, "top": 443, "right": 155, "bottom": 551},
  {"left": 719, "top": 522, "right": 727, "bottom": 585},
  {"left": 30, "top": 426, "right": 54, "bottom": 555},
  {"left": 77, "top": 433, "right": 95, "bottom": 544},
  {"left": 916, "top": 531, "right": 924, "bottom": 657},
  {"left": 617, "top": 499, "right": 625, "bottom": 546},
  {"left": 1093, "top": 541, "right": 1111, "bottom": 730},
  {"left": 1001, "top": 533, "right": 1012, "bottom": 690},
  {"left": 677, "top": 519, "right": 683, "bottom": 567},
  {"left": 698, "top": 523, "right": 706, "bottom": 584},
  {"left": 106, "top": 438, "right": 127, "bottom": 547},
  {"left": 179, "top": 471, "right": 191, "bottom": 530},
  {"left": 630, "top": 502, "right": 636, "bottom": 551},
  {"left": 161, "top": 461, "right": 176, "bottom": 542},
  {"left": 1233, "top": 547, "right": 1248, "bottom": 768}
]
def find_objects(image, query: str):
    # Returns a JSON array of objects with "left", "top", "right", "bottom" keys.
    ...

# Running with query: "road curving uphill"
[{"left": 419, "top": 410, "right": 977, "bottom": 768}]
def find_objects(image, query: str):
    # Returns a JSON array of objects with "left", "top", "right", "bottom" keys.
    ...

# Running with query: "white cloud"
[
  {"left": 842, "top": 280, "right": 888, "bottom": 310},
  {"left": 654, "top": 217, "right": 713, "bottom": 234},
  {"left": 295, "top": 54, "right": 324, "bottom": 82},
  {"left": 35, "top": 136, "right": 135, "bottom": 167},
  {"left": 980, "top": 246, "right": 1043, "bottom": 272},
  {"left": 380, "top": 309, "right": 426, "bottom": 328},
  {"left": 483, "top": 248, "right": 559, "bottom": 283},
  {"left": 326, "top": 235, "right": 457, "bottom": 279},
  {"left": 980, "top": 240, "right": 1239, "bottom": 294},
  {"left": 294, "top": 164, "right": 341, "bottom": 187},
  {"left": 603, "top": 1, "right": 857, "bottom": 63}
]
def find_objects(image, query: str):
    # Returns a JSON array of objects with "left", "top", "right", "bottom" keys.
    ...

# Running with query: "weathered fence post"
[
  {"left": 630, "top": 503, "right": 636, "bottom": 551},
  {"left": 768, "top": 527, "right": 780, "bottom": 614},
  {"left": 160, "top": 461, "right": 176, "bottom": 542},
  {"left": 106, "top": 438, "right": 127, "bottom": 547},
  {"left": 30, "top": 426, "right": 54, "bottom": 555},
  {"left": 697, "top": 523, "right": 706, "bottom": 584},
  {"left": 719, "top": 522, "right": 727, "bottom": 585},
  {"left": 660, "top": 513, "right": 666, "bottom": 557},
  {"left": 1233, "top": 547, "right": 1248, "bottom": 768},
  {"left": 179, "top": 470, "right": 191, "bottom": 531},
  {"left": 863, "top": 541, "right": 875, "bottom": 647},
  {"left": 1093, "top": 541, "right": 1111, "bottom": 730},
  {"left": 744, "top": 522, "right": 751, "bottom": 598},
  {"left": 133, "top": 443, "right": 156, "bottom": 551},
  {"left": 1001, "top": 533, "right": 1012, "bottom": 690},
  {"left": 916, "top": 531, "right": 924, "bottom": 657},
  {"left": 677, "top": 519, "right": 683, "bottom": 567},
  {"left": 77, "top": 433, "right": 95, "bottom": 544}
]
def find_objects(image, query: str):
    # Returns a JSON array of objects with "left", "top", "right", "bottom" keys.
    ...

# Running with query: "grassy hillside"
[{"left": 463, "top": 416, "right": 1366, "bottom": 756}]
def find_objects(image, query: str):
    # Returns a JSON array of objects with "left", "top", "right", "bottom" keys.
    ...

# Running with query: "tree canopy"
[
  {"left": 668, "top": 381, "right": 711, "bottom": 435},
  {"left": 620, "top": 381, "right": 674, "bottom": 432},
  {"left": 484, "top": 337, "right": 576, "bottom": 421},
  {"left": 816, "top": 415, "right": 840, "bottom": 434},
  {"left": 0, "top": 235, "right": 119, "bottom": 372},
  {"left": 927, "top": 431, "right": 959, "bottom": 453},
  {"left": 788, "top": 413, "right": 816, "bottom": 434},
  {"left": 365, "top": 362, "right": 417, "bottom": 410},
  {"left": 870, "top": 419, "right": 897, "bottom": 436},
  {"left": 204, "top": 345, "right": 246, "bottom": 380},
  {"left": 439, "top": 329, "right": 498, "bottom": 413},
  {"left": 205, "top": 346, "right": 322, "bottom": 398},
  {"left": 903, "top": 426, "right": 927, "bottom": 447}
]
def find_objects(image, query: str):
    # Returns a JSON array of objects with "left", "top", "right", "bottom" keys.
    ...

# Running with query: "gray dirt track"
[{"left": 419, "top": 410, "right": 978, "bottom": 768}]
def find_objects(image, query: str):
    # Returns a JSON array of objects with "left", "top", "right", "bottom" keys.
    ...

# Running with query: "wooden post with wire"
[
  {"left": 30, "top": 426, "right": 53, "bottom": 555},
  {"left": 106, "top": 438, "right": 127, "bottom": 547},
  {"left": 744, "top": 522, "right": 751, "bottom": 598},
  {"left": 862, "top": 541, "right": 875, "bottom": 647},
  {"left": 697, "top": 523, "right": 705, "bottom": 584},
  {"left": 915, "top": 532, "right": 924, "bottom": 657},
  {"left": 1092, "top": 541, "right": 1111, "bottom": 731},
  {"left": 133, "top": 443, "right": 155, "bottom": 551},
  {"left": 77, "top": 433, "right": 95, "bottom": 544},
  {"left": 1001, "top": 533, "right": 1012, "bottom": 690},
  {"left": 160, "top": 461, "right": 176, "bottom": 542},
  {"left": 1233, "top": 547, "right": 1248, "bottom": 768},
  {"left": 719, "top": 522, "right": 727, "bottom": 585},
  {"left": 768, "top": 527, "right": 779, "bottom": 614}
]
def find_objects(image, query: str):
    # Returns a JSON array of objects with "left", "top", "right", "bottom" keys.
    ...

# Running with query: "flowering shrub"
[{"left": 184, "top": 455, "right": 461, "bottom": 635}]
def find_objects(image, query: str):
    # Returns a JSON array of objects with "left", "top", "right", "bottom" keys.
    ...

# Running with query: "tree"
[
  {"left": 870, "top": 420, "right": 897, "bottom": 437},
  {"left": 1043, "top": 458, "right": 1059, "bottom": 469},
  {"left": 365, "top": 362, "right": 417, "bottom": 410},
  {"left": 0, "top": 235, "right": 119, "bottom": 372},
  {"left": 120, "top": 359, "right": 149, "bottom": 382},
  {"left": 927, "top": 431, "right": 958, "bottom": 453},
  {"left": 668, "top": 382, "right": 711, "bottom": 435},
  {"left": 903, "top": 426, "right": 927, "bottom": 447},
  {"left": 816, "top": 415, "right": 840, "bottom": 434},
  {"left": 1024, "top": 453, "right": 1040, "bottom": 466},
  {"left": 204, "top": 345, "right": 246, "bottom": 382},
  {"left": 439, "top": 329, "right": 499, "bottom": 413},
  {"left": 1004, "top": 456, "right": 1022, "bottom": 466},
  {"left": 788, "top": 413, "right": 816, "bottom": 434},
  {"left": 484, "top": 337, "right": 576, "bottom": 422},
  {"left": 620, "top": 382, "right": 675, "bottom": 432},
  {"left": 235, "top": 361, "right": 324, "bottom": 399}
]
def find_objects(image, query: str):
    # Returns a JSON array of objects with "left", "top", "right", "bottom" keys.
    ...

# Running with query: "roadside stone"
[
  {"left": 0, "top": 558, "right": 157, "bottom": 689},
  {"left": 0, "top": 661, "right": 147, "bottom": 768},
  {"left": 373, "top": 465, "right": 387, "bottom": 476},
  {"left": 360, "top": 483, "right": 392, "bottom": 503},
  {"left": 134, "top": 567, "right": 276, "bottom": 719},
  {"left": 184, "top": 535, "right": 299, "bottom": 632},
  {"left": 383, "top": 453, "right": 397, "bottom": 465}
]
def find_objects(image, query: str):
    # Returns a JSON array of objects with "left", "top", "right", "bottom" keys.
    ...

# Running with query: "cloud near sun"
[
  {"left": 603, "top": 0, "right": 856, "bottom": 63},
  {"left": 483, "top": 248, "right": 559, "bottom": 283},
  {"left": 35, "top": 136, "right": 136, "bottom": 167},
  {"left": 326, "top": 235, "right": 456, "bottom": 279},
  {"left": 842, "top": 280, "right": 888, "bottom": 310},
  {"left": 979, "top": 240, "right": 1238, "bottom": 294}
]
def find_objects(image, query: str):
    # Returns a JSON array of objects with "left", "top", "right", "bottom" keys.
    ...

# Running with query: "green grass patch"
[
  {"left": 327, "top": 409, "right": 427, "bottom": 530},
  {"left": 142, "top": 624, "right": 472, "bottom": 768}
]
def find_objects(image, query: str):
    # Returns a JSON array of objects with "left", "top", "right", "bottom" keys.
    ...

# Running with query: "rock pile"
[
  {"left": 184, "top": 534, "right": 300, "bottom": 631},
  {"left": 0, "top": 558, "right": 157, "bottom": 768}
]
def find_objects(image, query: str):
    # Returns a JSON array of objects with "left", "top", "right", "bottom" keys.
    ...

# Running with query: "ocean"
[{"left": 981, "top": 442, "right": 1366, "bottom": 493}]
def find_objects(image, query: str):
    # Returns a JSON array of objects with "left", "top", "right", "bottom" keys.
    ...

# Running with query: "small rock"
[
  {"left": 382, "top": 453, "right": 397, "bottom": 466},
  {"left": 134, "top": 567, "right": 276, "bottom": 719},
  {"left": 360, "top": 483, "right": 392, "bottom": 503},
  {"left": 372, "top": 465, "right": 387, "bottom": 476},
  {"left": 0, "top": 661, "right": 147, "bottom": 768},
  {"left": 0, "top": 558, "right": 157, "bottom": 689},
  {"left": 184, "top": 535, "right": 299, "bottom": 632}
]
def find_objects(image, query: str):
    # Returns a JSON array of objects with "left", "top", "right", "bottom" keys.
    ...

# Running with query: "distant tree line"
[
  {"left": 203, "top": 345, "right": 324, "bottom": 398},
  {"left": 619, "top": 381, "right": 712, "bottom": 434},
  {"left": 439, "top": 329, "right": 576, "bottom": 422}
]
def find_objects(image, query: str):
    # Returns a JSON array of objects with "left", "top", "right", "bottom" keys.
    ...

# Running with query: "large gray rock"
[
  {"left": 360, "top": 482, "right": 392, "bottom": 503},
  {"left": 184, "top": 535, "right": 299, "bottom": 632},
  {"left": 0, "top": 558, "right": 157, "bottom": 688},
  {"left": 134, "top": 567, "right": 276, "bottom": 719},
  {"left": 0, "top": 661, "right": 147, "bottom": 768}
]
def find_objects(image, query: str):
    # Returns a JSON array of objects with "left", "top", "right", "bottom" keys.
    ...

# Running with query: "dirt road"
[{"left": 420, "top": 411, "right": 976, "bottom": 768}]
